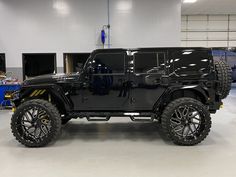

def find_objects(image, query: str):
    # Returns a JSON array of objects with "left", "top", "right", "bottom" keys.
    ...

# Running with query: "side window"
[
  {"left": 134, "top": 52, "right": 165, "bottom": 74},
  {"left": 171, "top": 50, "right": 210, "bottom": 78},
  {"left": 90, "top": 53, "right": 125, "bottom": 74}
]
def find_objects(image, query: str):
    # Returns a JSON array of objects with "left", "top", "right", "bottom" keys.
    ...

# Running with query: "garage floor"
[{"left": 0, "top": 85, "right": 236, "bottom": 177}]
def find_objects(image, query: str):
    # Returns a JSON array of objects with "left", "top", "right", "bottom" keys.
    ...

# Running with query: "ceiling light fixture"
[
  {"left": 183, "top": 0, "right": 197, "bottom": 3},
  {"left": 183, "top": 51, "right": 192, "bottom": 55},
  {"left": 53, "top": 0, "right": 70, "bottom": 16},
  {"left": 117, "top": 0, "right": 133, "bottom": 11}
]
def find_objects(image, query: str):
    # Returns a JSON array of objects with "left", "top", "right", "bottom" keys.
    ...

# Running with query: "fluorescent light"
[
  {"left": 174, "top": 58, "right": 180, "bottom": 62},
  {"left": 124, "top": 113, "right": 140, "bottom": 116},
  {"left": 183, "top": 0, "right": 197, "bottom": 3},
  {"left": 117, "top": 0, "right": 133, "bottom": 11},
  {"left": 189, "top": 64, "right": 196, "bottom": 66},
  {"left": 53, "top": 0, "right": 70, "bottom": 15},
  {"left": 201, "top": 59, "right": 208, "bottom": 62},
  {"left": 183, "top": 51, "right": 192, "bottom": 55}
]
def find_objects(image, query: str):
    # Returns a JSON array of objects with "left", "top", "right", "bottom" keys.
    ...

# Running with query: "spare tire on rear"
[{"left": 214, "top": 60, "right": 232, "bottom": 99}]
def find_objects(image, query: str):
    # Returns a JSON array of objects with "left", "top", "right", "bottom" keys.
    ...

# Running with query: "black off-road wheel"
[
  {"left": 11, "top": 99, "right": 61, "bottom": 147},
  {"left": 215, "top": 60, "right": 232, "bottom": 99},
  {"left": 161, "top": 98, "right": 211, "bottom": 146}
]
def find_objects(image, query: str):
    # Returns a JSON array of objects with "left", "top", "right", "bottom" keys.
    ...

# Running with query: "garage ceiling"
[{"left": 182, "top": 0, "right": 236, "bottom": 14}]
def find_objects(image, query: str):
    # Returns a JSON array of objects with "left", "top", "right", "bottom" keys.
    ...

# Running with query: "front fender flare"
[{"left": 14, "top": 84, "right": 73, "bottom": 112}]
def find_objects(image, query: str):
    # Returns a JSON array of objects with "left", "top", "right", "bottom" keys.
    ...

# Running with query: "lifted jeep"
[{"left": 11, "top": 48, "right": 232, "bottom": 147}]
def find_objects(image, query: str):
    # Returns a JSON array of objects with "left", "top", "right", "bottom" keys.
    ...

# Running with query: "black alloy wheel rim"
[
  {"left": 170, "top": 105, "right": 205, "bottom": 141},
  {"left": 16, "top": 106, "right": 52, "bottom": 143}
]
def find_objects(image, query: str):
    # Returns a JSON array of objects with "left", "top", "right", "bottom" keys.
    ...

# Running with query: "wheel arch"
[
  {"left": 153, "top": 86, "right": 209, "bottom": 114},
  {"left": 169, "top": 88, "right": 208, "bottom": 103},
  {"left": 14, "top": 84, "right": 73, "bottom": 114}
]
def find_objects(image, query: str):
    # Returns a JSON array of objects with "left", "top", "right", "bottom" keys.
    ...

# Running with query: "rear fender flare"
[{"left": 153, "top": 85, "right": 209, "bottom": 112}]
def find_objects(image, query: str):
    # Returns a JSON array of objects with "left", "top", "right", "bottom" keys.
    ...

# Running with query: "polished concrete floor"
[{"left": 0, "top": 86, "right": 236, "bottom": 177}]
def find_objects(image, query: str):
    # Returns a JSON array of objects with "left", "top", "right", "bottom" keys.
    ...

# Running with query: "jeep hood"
[{"left": 22, "top": 73, "right": 79, "bottom": 86}]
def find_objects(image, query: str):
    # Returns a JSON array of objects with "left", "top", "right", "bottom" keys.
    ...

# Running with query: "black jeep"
[{"left": 10, "top": 48, "right": 232, "bottom": 147}]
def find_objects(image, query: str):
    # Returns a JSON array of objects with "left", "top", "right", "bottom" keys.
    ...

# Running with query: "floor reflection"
[{"left": 60, "top": 121, "right": 162, "bottom": 142}]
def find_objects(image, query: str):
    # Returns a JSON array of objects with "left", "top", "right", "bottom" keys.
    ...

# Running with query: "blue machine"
[
  {"left": 0, "top": 84, "right": 21, "bottom": 107},
  {"left": 101, "top": 29, "right": 106, "bottom": 46},
  {"left": 212, "top": 50, "right": 236, "bottom": 57}
]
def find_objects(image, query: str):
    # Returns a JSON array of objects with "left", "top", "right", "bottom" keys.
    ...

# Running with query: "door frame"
[
  {"left": 22, "top": 53, "right": 57, "bottom": 80},
  {"left": 63, "top": 53, "right": 90, "bottom": 73},
  {"left": 0, "top": 53, "right": 6, "bottom": 73}
]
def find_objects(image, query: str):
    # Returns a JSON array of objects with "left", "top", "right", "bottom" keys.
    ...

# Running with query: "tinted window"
[
  {"left": 170, "top": 50, "right": 210, "bottom": 78},
  {"left": 134, "top": 52, "right": 165, "bottom": 74},
  {"left": 91, "top": 53, "right": 125, "bottom": 74}
]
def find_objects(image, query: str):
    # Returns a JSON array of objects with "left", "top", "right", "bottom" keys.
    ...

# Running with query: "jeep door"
[
  {"left": 77, "top": 51, "right": 129, "bottom": 111},
  {"left": 128, "top": 51, "right": 167, "bottom": 111}
]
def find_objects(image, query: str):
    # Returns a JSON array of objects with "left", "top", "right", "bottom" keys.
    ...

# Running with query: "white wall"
[
  {"left": 109, "top": 0, "right": 181, "bottom": 48},
  {"left": 0, "top": 0, "right": 181, "bottom": 70},
  {"left": 0, "top": 0, "right": 107, "bottom": 68}
]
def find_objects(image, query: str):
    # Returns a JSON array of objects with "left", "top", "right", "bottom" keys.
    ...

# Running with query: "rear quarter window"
[{"left": 170, "top": 50, "right": 211, "bottom": 79}]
